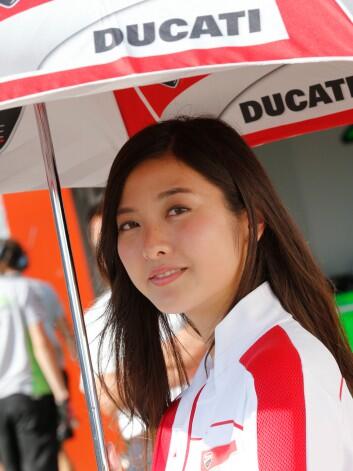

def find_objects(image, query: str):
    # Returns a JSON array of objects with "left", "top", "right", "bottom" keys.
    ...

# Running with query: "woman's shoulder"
[{"left": 241, "top": 318, "right": 343, "bottom": 400}]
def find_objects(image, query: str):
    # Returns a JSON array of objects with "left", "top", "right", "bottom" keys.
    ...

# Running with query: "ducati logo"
[
  {"left": 202, "top": 451, "right": 213, "bottom": 470},
  {"left": 0, "top": 0, "right": 20, "bottom": 7},
  {"left": 162, "top": 80, "right": 179, "bottom": 88},
  {"left": 94, "top": 9, "right": 262, "bottom": 53},
  {"left": 0, "top": 108, "right": 22, "bottom": 152}
]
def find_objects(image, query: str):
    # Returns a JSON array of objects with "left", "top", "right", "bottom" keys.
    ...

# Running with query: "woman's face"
[{"left": 117, "top": 155, "right": 249, "bottom": 330}]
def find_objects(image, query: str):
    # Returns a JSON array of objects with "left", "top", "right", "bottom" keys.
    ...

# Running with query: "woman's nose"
[{"left": 142, "top": 226, "right": 171, "bottom": 260}]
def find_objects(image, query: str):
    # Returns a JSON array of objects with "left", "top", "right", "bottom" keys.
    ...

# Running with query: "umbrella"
[
  {"left": 2, "top": 1, "right": 353, "bottom": 192},
  {"left": 1, "top": 1, "right": 353, "bottom": 469}
]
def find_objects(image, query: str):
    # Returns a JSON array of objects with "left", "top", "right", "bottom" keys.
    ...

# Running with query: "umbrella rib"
[{"left": 134, "top": 86, "right": 161, "bottom": 122}]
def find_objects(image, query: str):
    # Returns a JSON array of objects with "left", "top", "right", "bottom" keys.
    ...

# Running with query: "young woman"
[{"left": 98, "top": 117, "right": 353, "bottom": 470}]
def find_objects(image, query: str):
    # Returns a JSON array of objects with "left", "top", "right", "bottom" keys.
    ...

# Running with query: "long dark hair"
[{"left": 97, "top": 117, "right": 353, "bottom": 431}]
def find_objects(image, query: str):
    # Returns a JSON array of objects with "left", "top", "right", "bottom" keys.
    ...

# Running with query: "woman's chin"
[{"left": 150, "top": 297, "right": 186, "bottom": 315}]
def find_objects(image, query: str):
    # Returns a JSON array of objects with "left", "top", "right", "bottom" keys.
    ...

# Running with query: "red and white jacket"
[{"left": 152, "top": 282, "right": 353, "bottom": 470}]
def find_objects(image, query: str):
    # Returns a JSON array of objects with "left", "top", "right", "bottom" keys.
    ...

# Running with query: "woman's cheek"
[
  {"left": 179, "top": 212, "right": 219, "bottom": 247},
  {"left": 117, "top": 238, "right": 136, "bottom": 270},
  {"left": 176, "top": 216, "right": 204, "bottom": 249}
]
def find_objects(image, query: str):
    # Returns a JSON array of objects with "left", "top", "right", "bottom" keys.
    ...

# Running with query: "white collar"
[{"left": 213, "top": 282, "right": 292, "bottom": 377}]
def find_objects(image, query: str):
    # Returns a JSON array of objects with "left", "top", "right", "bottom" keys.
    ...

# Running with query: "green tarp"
[{"left": 336, "top": 291, "right": 353, "bottom": 351}]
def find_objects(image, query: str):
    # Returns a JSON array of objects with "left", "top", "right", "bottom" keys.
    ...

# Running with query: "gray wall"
[{"left": 255, "top": 126, "right": 353, "bottom": 277}]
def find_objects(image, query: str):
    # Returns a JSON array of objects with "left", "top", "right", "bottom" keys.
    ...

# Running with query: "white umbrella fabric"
[
  {"left": 1, "top": 1, "right": 353, "bottom": 469},
  {"left": 2, "top": 60, "right": 353, "bottom": 194}
]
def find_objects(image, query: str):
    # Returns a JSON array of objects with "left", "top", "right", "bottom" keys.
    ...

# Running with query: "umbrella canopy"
[
  {"left": 1, "top": 0, "right": 353, "bottom": 193},
  {"left": 2, "top": 59, "right": 353, "bottom": 193}
]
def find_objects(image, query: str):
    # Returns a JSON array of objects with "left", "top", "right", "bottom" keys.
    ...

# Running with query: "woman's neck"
[{"left": 185, "top": 292, "right": 235, "bottom": 343}]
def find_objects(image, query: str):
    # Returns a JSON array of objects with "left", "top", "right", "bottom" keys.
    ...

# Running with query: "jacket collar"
[{"left": 213, "top": 282, "right": 292, "bottom": 375}]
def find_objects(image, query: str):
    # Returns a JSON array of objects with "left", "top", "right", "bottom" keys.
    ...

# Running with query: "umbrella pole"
[{"left": 34, "top": 103, "right": 110, "bottom": 471}]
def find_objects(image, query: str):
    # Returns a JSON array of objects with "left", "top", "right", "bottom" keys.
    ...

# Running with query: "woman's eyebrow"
[
  {"left": 157, "top": 187, "right": 193, "bottom": 200},
  {"left": 117, "top": 206, "right": 135, "bottom": 216},
  {"left": 117, "top": 187, "right": 193, "bottom": 216}
]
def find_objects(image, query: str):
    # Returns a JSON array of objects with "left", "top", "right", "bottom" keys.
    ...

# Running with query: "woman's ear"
[
  {"left": 244, "top": 212, "right": 264, "bottom": 242},
  {"left": 256, "top": 213, "right": 265, "bottom": 241},
  {"left": 257, "top": 221, "right": 265, "bottom": 241}
]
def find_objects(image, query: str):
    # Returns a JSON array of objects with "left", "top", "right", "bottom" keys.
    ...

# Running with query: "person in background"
[
  {"left": 83, "top": 202, "right": 206, "bottom": 470},
  {"left": 29, "top": 273, "right": 76, "bottom": 471},
  {"left": 0, "top": 238, "right": 69, "bottom": 471},
  {"left": 31, "top": 279, "right": 77, "bottom": 367}
]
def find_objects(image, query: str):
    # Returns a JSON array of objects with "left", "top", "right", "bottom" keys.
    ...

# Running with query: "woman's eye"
[
  {"left": 117, "top": 221, "right": 139, "bottom": 232},
  {"left": 168, "top": 206, "right": 189, "bottom": 217}
]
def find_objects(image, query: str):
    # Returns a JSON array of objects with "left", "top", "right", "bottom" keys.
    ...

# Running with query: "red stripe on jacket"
[
  {"left": 181, "top": 386, "right": 205, "bottom": 471},
  {"left": 152, "top": 398, "right": 180, "bottom": 471},
  {"left": 240, "top": 326, "right": 307, "bottom": 470}
]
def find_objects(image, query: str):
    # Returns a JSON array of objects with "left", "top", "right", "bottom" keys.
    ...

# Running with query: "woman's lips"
[{"left": 149, "top": 267, "right": 187, "bottom": 286}]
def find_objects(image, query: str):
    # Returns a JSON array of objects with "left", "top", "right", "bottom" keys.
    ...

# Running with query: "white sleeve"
[
  {"left": 341, "top": 380, "right": 353, "bottom": 471},
  {"left": 240, "top": 328, "right": 348, "bottom": 471},
  {"left": 242, "top": 369, "right": 348, "bottom": 471},
  {"left": 22, "top": 283, "right": 46, "bottom": 327},
  {"left": 303, "top": 373, "right": 347, "bottom": 471},
  {"left": 79, "top": 298, "right": 115, "bottom": 392},
  {"left": 85, "top": 298, "right": 115, "bottom": 375},
  {"left": 47, "top": 285, "right": 64, "bottom": 320}
]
